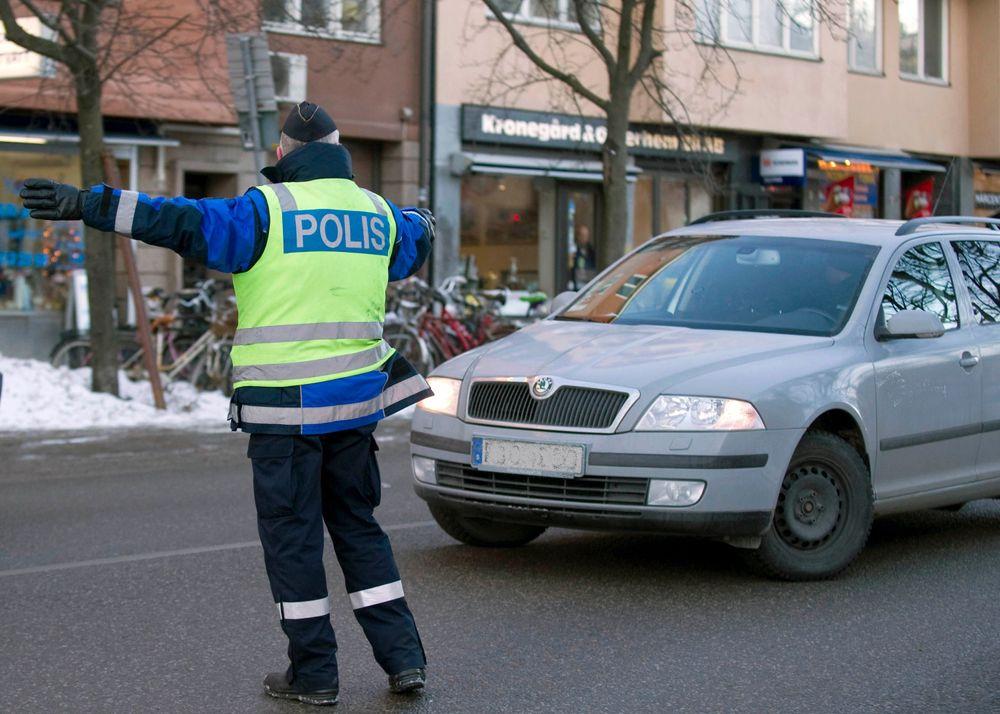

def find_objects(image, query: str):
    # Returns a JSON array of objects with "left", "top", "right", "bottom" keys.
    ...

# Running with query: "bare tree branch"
[
  {"left": 480, "top": 0, "right": 610, "bottom": 110},
  {"left": 0, "top": 1, "right": 68, "bottom": 63},
  {"left": 627, "top": 0, "right": 661, "bottom": 85},
  {"left": 573, "top": 0, "right": 615, "bottom": 71}
]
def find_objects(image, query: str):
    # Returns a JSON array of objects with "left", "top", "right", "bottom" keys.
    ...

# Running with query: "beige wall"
[
  {"left": 440, "top": 0, "right": 997, "bottom": 157},
  {"left": 847, "top": 0, "right": 972, "bottom": 156},
  {"left": 968, "top": 0, "right": 1000, "bottom": 156}
]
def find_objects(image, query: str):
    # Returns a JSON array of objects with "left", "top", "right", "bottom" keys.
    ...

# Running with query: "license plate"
[{"left": 471, "top": 437, "right": 586, "bottom": 478}]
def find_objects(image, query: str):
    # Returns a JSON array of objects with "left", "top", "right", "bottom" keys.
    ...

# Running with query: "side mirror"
[
  {"left": 877, "top": 309, "right": 946, "bottom": 340},
  {"left": 550, "top": 290, "right": 578, "bottom": 315}
]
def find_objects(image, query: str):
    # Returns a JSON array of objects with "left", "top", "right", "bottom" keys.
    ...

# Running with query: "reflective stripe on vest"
[
  {"left": 236, "top": 373, "right": 427, "bottom": 425},
  {"left": 233, "top": 321, "right": 384, "bottom": 346},
  {"left": 231, "top": 340, "right": 392, "bottom": 384},
  {"left": 230, "top": 179, "right": 396, "bottom": 388}
]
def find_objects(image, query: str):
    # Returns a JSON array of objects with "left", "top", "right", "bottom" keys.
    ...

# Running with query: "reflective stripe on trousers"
[
  {"left": 237, "top": 374, "right": 428, "bottom": 426},
  {"left": 278, "top": 596, "right": 331, "bottom": 620},
  {"left": 349, "top": 581, "right": 404, "bottom": 610},
  {"left": 232, "top": 340, "right": 391, "bottom": 383},
  {"left": 234, "top": 321, "right": 384, "bottom": 346}
]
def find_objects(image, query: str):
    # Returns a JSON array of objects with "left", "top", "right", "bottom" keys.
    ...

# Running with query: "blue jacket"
[{"left": 80, "top": 142, "right": 433, "bottom": 434}]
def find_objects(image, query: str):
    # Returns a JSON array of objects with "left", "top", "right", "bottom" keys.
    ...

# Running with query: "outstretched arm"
[
  {"left": 387, "top": 202, "right": 435, "bottom": 281},
  {"left": 20, "top": 179, "right": 267, "bottom": 273}
]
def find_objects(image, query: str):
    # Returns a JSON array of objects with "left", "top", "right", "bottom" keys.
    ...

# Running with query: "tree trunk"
[
  {"left": 599, "top": 91, "right": 631, "bottom": 269},
  {"left": 75, "top": 69, "right": 119, "bottom": 396}
]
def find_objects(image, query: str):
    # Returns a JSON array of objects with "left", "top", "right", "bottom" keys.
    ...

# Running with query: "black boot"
[
  {"left": 388, "top": 667, "right": 426, "bottom": 694},
  {"left": 263, "top": 671, "right": 339, "bottom": 706}
]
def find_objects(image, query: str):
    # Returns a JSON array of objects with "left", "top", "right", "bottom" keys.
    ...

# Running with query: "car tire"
[
  {"left": 750, "top": 431, "right": 873, "bottom": 581},
  {"left": 428, "top": 503, "right": 546, "bottom": 547}
]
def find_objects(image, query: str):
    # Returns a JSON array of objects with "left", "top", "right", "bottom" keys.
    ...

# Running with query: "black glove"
[
  {"left": 403, "top": 207, "right": 436, "bottom": 242},
  {"left": 19, "top": 178, "right": 86, "bottom": 220}
]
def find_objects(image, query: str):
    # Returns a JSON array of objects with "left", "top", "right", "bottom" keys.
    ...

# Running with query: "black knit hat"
[{"left": 281, "top": 101, "right": 338, "bottom": 142}]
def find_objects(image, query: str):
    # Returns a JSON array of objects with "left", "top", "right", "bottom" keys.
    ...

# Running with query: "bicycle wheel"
[
  {"left": 50, "top": 337, "right": 94, "bottom": 369},
  {"left": 50, "top": 334, "right": 142, "bottom": 372},
  {"left": 384, "top": 323, "right": 432, "bottom": 375}
]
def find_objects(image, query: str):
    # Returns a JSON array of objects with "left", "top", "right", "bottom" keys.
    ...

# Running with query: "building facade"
[
  {"left": 0, "top": 0, "right": 424, "bottom": 359},
  {"left": 431, "top": 0, "right": 1000, "bottom": 294}
]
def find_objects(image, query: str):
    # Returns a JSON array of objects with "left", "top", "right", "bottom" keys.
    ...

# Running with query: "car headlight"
[
  {"left": 636, "top": 395, "right": 764, "bottom": 431},
  {"left": 418, "top": 377, "right": 462, "bottom": 416}
]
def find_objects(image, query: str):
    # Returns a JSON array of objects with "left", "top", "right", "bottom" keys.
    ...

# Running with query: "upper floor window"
[
  {"left": 695, "top": 0, "right": 818, "bottom": 58},
  {"left": 898, "top": 0, "right": 947, "bottom": 82},
  {"left": 848, "top": 0, "right": 881, "bottom": 73},
  {"left": 270, "top": 53, "right": 308, "bottom": 103},
  {"left": 493, "top": 0, "right": 598, "bottom": 30},
  {"left": 262, "top": 0, "right": 379, "bottom": 41}
]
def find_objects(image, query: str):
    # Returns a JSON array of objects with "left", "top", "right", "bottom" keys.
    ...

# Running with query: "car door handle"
[{"left": 960, "top": 352, "right": 980, "bottom": 369}]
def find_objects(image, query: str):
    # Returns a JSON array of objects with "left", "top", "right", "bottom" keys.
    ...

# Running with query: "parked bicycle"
[
  {"left": 384, "top": 276, "right": 548, "bottom": 375},
  {"left": 50, "top": 279, "right": 237, "bottom": 395}
]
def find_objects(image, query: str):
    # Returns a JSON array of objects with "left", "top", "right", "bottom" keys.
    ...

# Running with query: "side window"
[
  {"left": 953, "top": 240, "right": 1000, "bottom": 325},
  {"left": 881, "top": 242, "right": 960, "bottom": 330}
]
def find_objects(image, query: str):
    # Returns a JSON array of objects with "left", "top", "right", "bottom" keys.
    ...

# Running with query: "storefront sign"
[
  {"left": 759, "top": 149, "right": 805, "bottom": 185},
  {"left": 975, "top": 192, "right": 1000, "bottom": 210},
  {"left": 0, "top": 17, "right": 55, "bottom": 79},
  {"left": 462, "top": 105, "right": 732, "bottom": 160}
]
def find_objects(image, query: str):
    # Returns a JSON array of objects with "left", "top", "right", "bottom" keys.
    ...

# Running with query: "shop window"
[
  {"left": 804, "top": 160, "right": 880, "bottom": 218},
  {"left": 262, "top": 0, "right": 380, "bottom": 41},
  {"left": 633, "top": 176, "right": 654, "bottom": 249},
  {"left": 881, "top": 242, "right": 959, "bottom": 330},
  {"left": 848, "top": 0, "right": 881, "bottom": 72},
  {"left": 269, "top": 53, "right": 307, "bottom": 103},
  {"left": 0, "top": 152, "right": 82, "bottom": 312},
  {"left": 493, "top": 0, "right": 599, "bottom": 30},
  {"left": 899, "top": 0, "right": 947, "bottom": 81},
  {"left": 460, "top": 175, "right": 539, "bottom": 290},
  {"left": 694, "top": 0, "right": 818, "bottom": 57},
  {"left": 953, "top": 241, "right": 1000, "bottom": 325}
]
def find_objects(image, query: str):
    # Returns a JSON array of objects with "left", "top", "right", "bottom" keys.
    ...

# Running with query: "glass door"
[{"left": 557, "top": 183, "right": 601, "bottom": 291}]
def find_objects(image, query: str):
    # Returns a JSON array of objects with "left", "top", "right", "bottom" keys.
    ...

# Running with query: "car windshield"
[{"left": 557, "top": 234, "right": 880, "bottom": 336}]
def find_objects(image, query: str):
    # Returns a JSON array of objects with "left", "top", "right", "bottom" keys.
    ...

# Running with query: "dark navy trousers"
[{"left": 247, "top": 425, "right": 425, "bottom": 689}]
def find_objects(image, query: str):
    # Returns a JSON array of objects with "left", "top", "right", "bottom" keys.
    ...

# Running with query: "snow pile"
[{"left": 0, "top": 355, "right": 232, "bottom": 432}]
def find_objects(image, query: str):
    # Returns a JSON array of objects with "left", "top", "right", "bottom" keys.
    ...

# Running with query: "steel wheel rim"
[{"left": 774, "top": 460, "right": 846, "bottom": 550}]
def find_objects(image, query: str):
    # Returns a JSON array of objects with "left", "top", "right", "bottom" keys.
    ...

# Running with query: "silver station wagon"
[{"left": 409, "top": 213, "right": 1000, "bottom": 580}]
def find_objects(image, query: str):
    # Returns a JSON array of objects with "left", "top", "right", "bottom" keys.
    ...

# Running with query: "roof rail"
[
  {"left": 895, "top": 216, "right": 1000, "bottom": 236},
  {"left": 688, "top": 209, "right": 844, "bottom": 226}
]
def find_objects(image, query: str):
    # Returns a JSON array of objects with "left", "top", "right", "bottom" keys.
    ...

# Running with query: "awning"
[
  {"left": 805, "top": 146, "right": 946, "bottom": 173},
  {"left": 0, "top": 130, "right": 179, "bottom": 148},
  {"left": 453, "top": 151, "right": 640, "bottom": 183}
]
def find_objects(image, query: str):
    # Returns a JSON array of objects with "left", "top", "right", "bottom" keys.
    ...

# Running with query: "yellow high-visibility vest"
[{"left": 230, "top": 179, "right": 397, "bottom": 389}]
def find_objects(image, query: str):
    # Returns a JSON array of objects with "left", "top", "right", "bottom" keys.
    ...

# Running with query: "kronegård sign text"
[{"left": 462, "top": 105, "right": 729, "bottom": 159}]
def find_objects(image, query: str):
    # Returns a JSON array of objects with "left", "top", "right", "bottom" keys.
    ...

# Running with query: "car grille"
[
  {"left": 435, "top": 461, "right": 649, "bottom": 506},
  {"left": 466, "top": 381, "right": 630, "bottom": 430}
]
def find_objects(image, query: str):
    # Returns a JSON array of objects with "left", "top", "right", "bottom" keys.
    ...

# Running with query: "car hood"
[{"left": 462, "top": 320, "right": 834, "bottom": 392}]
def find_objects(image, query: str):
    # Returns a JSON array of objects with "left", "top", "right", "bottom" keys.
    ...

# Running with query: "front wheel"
[
  {"left": 749, "top": 431, "right": 873, "bottom": 581},
  {"left": 428, "top": 503, "right": 546, "bottom": 547}
]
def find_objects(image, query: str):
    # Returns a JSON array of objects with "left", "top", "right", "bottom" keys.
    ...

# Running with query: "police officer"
[{"left": 21, "top": 102, "right": 434, "bottom": 706}]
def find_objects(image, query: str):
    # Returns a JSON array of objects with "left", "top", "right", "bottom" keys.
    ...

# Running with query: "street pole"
[
  {"left": 240, "top": 35, "right": 264, "bottom": 170},
  {"left": 102, "top": 151, "right": 166, "bottom": 410}
]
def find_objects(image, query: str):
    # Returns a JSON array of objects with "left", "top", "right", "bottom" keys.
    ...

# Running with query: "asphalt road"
[{"left": 1, "top": 419, "right": 999, "bottom": 713}]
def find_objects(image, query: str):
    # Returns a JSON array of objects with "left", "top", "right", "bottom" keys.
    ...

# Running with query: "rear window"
[{"left": 953, "top": 240, "right": 1000, "bottom": 324}]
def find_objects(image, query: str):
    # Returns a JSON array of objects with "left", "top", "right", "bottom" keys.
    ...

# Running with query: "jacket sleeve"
[
  {"left": 386, "top": 200, "right": 433, "bottom": 282},
  {"left": 81, "top": 184, "right": 268, "bottom": 273}
]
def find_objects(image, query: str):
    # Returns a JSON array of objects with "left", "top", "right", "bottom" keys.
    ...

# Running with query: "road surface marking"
[{"left": 0, "top": 520, "right": 436, "bottom": 578}]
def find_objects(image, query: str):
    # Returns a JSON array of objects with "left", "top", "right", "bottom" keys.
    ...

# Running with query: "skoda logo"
[{"left": 531, "top": 377, "right": 555, "bottom": 399}]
